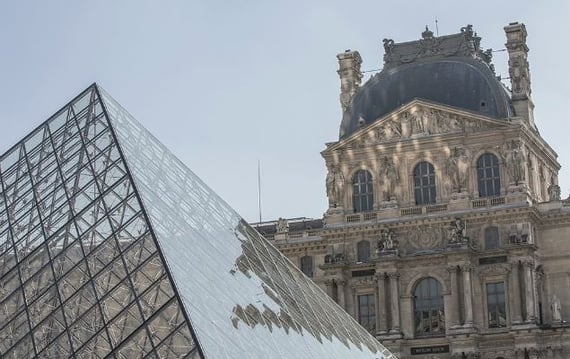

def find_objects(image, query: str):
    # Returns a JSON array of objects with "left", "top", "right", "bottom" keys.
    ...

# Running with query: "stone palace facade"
[{"left": 254, "top": 23, "right": 570, "bottom": 359}]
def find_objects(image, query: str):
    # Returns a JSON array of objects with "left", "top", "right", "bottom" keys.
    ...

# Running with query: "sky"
[{"left": 1, "top": 1, "right": 569, "bottom": 223}]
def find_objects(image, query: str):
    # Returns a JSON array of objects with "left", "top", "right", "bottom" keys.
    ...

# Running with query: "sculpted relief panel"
[
  {"left": 402, "top": 225, "right": 446, "bottom": 251},
  {"left": 369, "top": 107, "right": 493, "bottom": 145}
]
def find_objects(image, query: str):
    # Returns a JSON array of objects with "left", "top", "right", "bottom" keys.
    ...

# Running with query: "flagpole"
[{"left": 257, "top": 160, "right": 262, "bottom": 223}]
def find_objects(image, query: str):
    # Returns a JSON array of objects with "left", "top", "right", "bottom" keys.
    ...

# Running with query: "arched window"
[
  {"left": 413, "top": 162, "right": 436, "bottom": 205},
  {"left": 357, "top": 240, "right": 370, "bottom": 262},
  {"left": 484, "top": 226, "right": 500, "bottom": 250},
  {"left": 477, "top": 153, "right": 501, "bottom": 197},
  {"left": 300, "top": 256, "right": 313, "bottom": 277},
  {"left": 414, "top": 277, "right": 445, "bottom": 336},
  {"left": 352, "top": 170, "right": 374, "bottom": 212}
]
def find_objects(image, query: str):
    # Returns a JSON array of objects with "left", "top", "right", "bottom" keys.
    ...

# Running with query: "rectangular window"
[
  {"left": 357, "top": 294, "right": 376, "bottom": 333},
  {"left": 484, "top": 227, "right": 500, "bottom": 250},
  {"left": 300, "top": 256, "right": 313, "bottom": 277},
  {"left": 486, "top": 282, "right": 506, "bottom": 328}
]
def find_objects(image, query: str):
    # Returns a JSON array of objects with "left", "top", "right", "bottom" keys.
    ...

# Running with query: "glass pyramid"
[{"left": 0, "top": 84, "right": 395, "bottom": 359}]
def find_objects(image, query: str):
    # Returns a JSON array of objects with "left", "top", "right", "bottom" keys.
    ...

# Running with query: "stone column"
[
  {"left": 375, "top": 272, "right": 388, "bottom": 334},
  {"left": 446, "top": 265, "right": 461, "bottom": 328},
  {"left": 337, "top": 279, "right": 346, "bottom": 310},
  {"left": 523, "top": 260, "right": 536, "bottom": 323},
  {"left": 387, "top": 272, "right": 401, "bottom": 333},
  {"left": 461, "top": 264, "right": 474, "bottom": 327},
  {"left": 509, "top": 260, "right": 523, "bottom": 324},
  {"left": 324, "top": 278, "right": 334, "bottom": 299}
]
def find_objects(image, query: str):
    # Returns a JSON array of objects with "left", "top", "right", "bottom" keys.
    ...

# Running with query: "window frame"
[
  {"left": 486, "top": 281, "right": 507, "bottom": 328},
  {"left": 413, "top": 277, "right": 445, "bottom": 337},
  {"left": 352, "top": 170, "right": 374, "bottom": 213},
  {"left": 300, "top": 255, "right": 313, "bottom": 278},
  {"left": 484, "top": 226, "right": 500, "bottom": 250},
  {"left": 356, "top": 240, "right": 371, "bottom": 263},
  {"left": 477, "top": 153, "right": 501, "bottom": 198},
  {"left": 357, "top": 293, "right": 376, "bottom": 333},
  {"left": 413, "top": 161, "right": 437, "bottom": 205}
]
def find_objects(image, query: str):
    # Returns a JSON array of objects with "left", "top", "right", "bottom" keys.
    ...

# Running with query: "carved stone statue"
[
  {"left": 548, "top": 182, "right": 561, "bottom": 201},
  {"left": 509, "top": 54, "right": 530, "bottom": 95},
  {"left": 379, "top": 156, "right": 399, "bottom": 201},
  {"left": 504, "top": 140, "right": 526, "bottom": 185},
  {"left": 449, "top": 218, "right": 468, "bottom": 244},
  {"left": 382, "top": 38, "right": 395, "bottom": 64},
  {"left": 551, "top": 294, "right": 562, "bottom": 323},
  {"left": 376, "top": 120, "right": 402, "bottom": 142},
  {"left": 326, "top": 165, "right": 345, "bottom": 208},
  {"left": 377, "top": 229, "right": 397, "bottom": 252},
  {"left": 445, "top": 147, "right": 469, "bottom": 193},
  {"left": 276, "top": 217, "right": 289, "bottom": 233}
]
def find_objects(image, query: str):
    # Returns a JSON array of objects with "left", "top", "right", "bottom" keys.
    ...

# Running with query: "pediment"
[{"left": 329, "top": 100, "right": 515, "bottom": 151}]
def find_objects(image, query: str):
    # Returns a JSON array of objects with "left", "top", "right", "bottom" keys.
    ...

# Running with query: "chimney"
[
  {"left": 504, "top": 22, "right": 535, "bottom": 128},
  {"left": 337, "top": 50, "right": 362, "bottom": 114}
]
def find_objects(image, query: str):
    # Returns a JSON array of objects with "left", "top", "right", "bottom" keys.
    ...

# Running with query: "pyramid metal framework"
[{"left": 0, "top": 84, "right": 395, "bottom": 358}]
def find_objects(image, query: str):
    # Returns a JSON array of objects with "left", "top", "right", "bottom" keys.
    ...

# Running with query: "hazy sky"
[{"left": 1, "top": 1, "right": 569, "bottom": 223}]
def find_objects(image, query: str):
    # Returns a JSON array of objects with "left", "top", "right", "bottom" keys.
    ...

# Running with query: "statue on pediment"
[
  {"left": 382, "top": 38, "right": 396, "bottom": 64},
  {"left": 379, "top": 156, "right": 399, "bottom": 201},
  {"left": 448, "top": 218, "right": 468, "bottom": 244},
  {"left": 276, "top": 217, "right": 289, "bottom": 233},
  {"left": 326, "top": 165, "right": 345, "bottom": 208},
  {"left": 377, "top": 228, "right": 398, "bottom": 252}
]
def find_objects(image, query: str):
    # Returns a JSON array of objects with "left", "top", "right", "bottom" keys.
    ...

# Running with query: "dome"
[{"left": 339, "top": 28, "right": 514, "bottom": 139}]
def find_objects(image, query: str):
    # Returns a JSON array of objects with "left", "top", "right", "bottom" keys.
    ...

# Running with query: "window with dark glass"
[
  {"left": 487, "top": 282, "right": 506, "bottom": 328},
  {"left": 357, "top": 294, "right": 376, "bottom": 332},
  {"left": 414, "top": 277, "right": 445, "bottom": 335},
  {"left": 352, "top": 170, "right": 374, "bottom": 212},
  {"left": 413, "top": 162, "right": 436, "bottom": 205},
  {"left": 477, "top": 153, "right": 501, "bottom": 197},
  {"left": 356, "top": 240, "right": 370, "bottom": 262},
  {"left": 485, "top": 226, "right": 500, "bottom": 250},
  {"left": 300, "top": 255, "right": 313, "bottom": 277}
]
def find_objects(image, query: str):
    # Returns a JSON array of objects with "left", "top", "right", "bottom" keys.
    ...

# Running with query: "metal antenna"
[
  {"left": 435, "top": 17, "right": 439, "bottom": 36},
  {"left": 257, "top": 160, "right": 262, "bottom": 223}
]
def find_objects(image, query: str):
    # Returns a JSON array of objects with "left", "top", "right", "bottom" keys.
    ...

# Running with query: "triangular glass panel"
[{"left": 0, "top": 84, "right": 395, "bottom": 358}]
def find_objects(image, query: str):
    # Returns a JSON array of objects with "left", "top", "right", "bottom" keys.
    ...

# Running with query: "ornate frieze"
[
  {"left": 404, "top": 224, "right": 446, "bottom": 250},
  {"left": 382, "top": 24, "right": 492, "bottom": 70},
  {"left": 348, "top": 104, "right": 506, "bottom": 149}
]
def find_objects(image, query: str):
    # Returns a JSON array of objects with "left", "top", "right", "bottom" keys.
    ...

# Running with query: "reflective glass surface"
[{"left": 0, "top": 84, "right": 395, "bottom": 359}]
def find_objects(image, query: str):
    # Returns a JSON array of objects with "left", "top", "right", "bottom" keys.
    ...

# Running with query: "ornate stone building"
[{"left": 254, "top": 23, "right": 570, "bottom": 358}]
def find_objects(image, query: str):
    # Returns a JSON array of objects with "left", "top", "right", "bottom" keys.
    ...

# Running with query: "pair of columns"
[
  {"left": 510, "top": 259, "right": 536, "bottom": 324},
  {"left": 448, "top": 264, "right": 474, "bottom": 328},
  {"left": 447, "top": 258, "right": 536, "bottom": 328},
  {"left": 376, "top": 271, "right": 400, "bottom": 334},
  {"left": 325, "top": 272, "right": 401, "bottom": 334}
]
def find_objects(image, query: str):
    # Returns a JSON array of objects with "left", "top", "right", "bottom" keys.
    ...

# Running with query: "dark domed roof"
[{"left": 339, "top": 27, "right": 514, "bottom": 139}]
